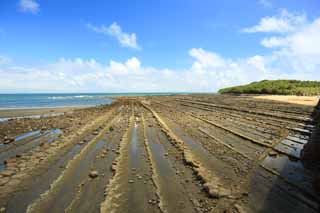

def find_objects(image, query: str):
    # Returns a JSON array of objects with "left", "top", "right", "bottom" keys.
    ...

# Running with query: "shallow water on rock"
[{"left": 0, "top": 128, "right": 62, "bottom": 171}]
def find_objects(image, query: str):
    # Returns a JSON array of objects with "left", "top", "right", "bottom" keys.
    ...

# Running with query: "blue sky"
[{"left": 0, "top": 0, "right": 320, "bottom": 93}]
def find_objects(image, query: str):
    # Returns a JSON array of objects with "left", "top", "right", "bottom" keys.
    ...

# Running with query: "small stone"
[
  {"left": 93, "top": 131, "right": 99, "bottom": 135},
  {"left": 110, "top": 165, "right": 116, "bottom": 172},
  {"left": 129, "top": 180, "right": 134, "bottom": 183},
  {"left": 41, "top": 126, "right": 47, "bottom": 131},
  {"left": 89, "top": 170, "right": 99, "bottom": 178},
  {"left": 0, "top": 207, "right": 6, "bottom": 213},
  {"left": 4, "top": 137, "right": 14, "bottom": 144},
  {"left": 268, "top": 151, "right": 277, "bottom": 157},
  {"left": 234, "top": 204, "right": 246, "bottom": 213},
  {"left": 203, "top": 183, "right": 229, "bottom": 199},
  {"left": 1, "top": 170, "right": 15, "bottom": 177},
  {"left": 0, "top": 177, "right": 10, "bottom": 186}
]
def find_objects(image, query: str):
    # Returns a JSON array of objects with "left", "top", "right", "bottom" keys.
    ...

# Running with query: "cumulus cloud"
[
  {"left": 0, "top": 49, "right": 271, "bottom": 93},
  {"left": 261, "top": 37, "right": 289, "bottom": 48},
  {"left": 248, "top": 10, "right": 320, "bottom": 82},
  {"left": 87, "top": 22, "right": 140, "bottom": 49},
  {"left": 19, "top": 0, "right": 39, "bottom": 14},
  {"left": 0, "top": 44, "right": 319, "bottom": 93},
  {"left": 242, "top": 9, "right": 306, "bottom": 33},
  {"left": 249, "top": 10, "right": 320, "bottom": 58},
  {"left": 1, "top": 9, "right": 319, "bottom": 93}
]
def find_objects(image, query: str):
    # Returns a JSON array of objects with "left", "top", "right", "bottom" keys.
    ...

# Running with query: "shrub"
[{"left": 219, "top": 80, "right": 320, "bottom": 96}]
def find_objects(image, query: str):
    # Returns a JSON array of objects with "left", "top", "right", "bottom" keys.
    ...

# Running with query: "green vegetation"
[
  {"left": 219, "top": 80, "right": 320, "bottom": 96},
  {"left": 109, "top": 126, "right": 114, "bottom": 132}
]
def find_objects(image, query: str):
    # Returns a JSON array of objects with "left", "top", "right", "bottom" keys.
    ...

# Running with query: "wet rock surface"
[{"left": 0, "top": 96, "right": 319, "bottom": 213}]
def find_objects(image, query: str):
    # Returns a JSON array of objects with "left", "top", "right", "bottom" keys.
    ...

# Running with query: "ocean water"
[{"left": 0, "top": 93, "right": 179, "bottom": 109}]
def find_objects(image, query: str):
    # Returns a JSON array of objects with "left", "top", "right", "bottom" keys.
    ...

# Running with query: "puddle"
[
  {"left": 0, "top": 118, "right": 9, "bottom": 122},
  {"left": 95, "top": 139, "right": 106, "bottom": 150},
  {"left": 148, "top": 128, "right": 172, "bottom": 177},
  {"left": 0, "top": 163, "right": 6, "bottom": 171},
  {"left": 129, "top": 120, "right": 148, "bottom": 174},
  {"left": 130, "top": 122, "right": 138, "bottom": 156},
  {"left": 0, "top": 113, "right": 65, "bottom": 123},
  {"left": 273, "top": 132, "right": 311, "bottom": 159},
  {"left": 261, "top": 154, "right": 315, "bottom": 196},
  {"left": 45, "top": 129, "right": 63, "bottom": 143},
  {"left": 0, "top": 129, "right": 62, "bottom": 171},
  {"left": 15, "top": 130, "right": 41, "bottom": 142},
  {"left": 146, "top": 119, "right": 198, "bottom": 212}
]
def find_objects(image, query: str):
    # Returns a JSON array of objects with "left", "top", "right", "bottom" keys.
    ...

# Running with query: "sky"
[{"left": 0, "top": 0, "right": 319, "bottom": 93}]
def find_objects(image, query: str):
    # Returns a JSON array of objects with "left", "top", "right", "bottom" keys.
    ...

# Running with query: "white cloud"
[
  {"left": 259, "top": 0, "right": 272, "bottom": 8},
  {"left": 288, "top": 18, "right": 320, "bottom": 55},
  {"left": 87, "top": 22, "right": 140, "bottom": 49},
  {"left": 0, "top": 44, "right": 319, "bottom": 93},
  {"left": 0, "top": 50, "right": 269, "bottom": 93},
  {"left": 252, "top": 11, "right": 320, "bottom": 56},
  {"left": 261, "top": 37, "right": 289, "bottom": 48},
  {"left": 243, "top": 9, "right": 306, "bottom": 33},
  {"left": 189, "top": 48, "right": 226, "bottom": 69},
  {"left": 19, "top": 0, "right": 39, "bottom": 14},
  {"left": 241, "top": 9, "right": 320, "bottom": 84},
  {"left": 1, "top": 9, "right": 319, "bottom": 93}
]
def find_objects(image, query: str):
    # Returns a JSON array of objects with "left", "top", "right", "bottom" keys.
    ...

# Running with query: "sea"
[{"left": 0, "top": 93, "right": 180, "bottom": 109}]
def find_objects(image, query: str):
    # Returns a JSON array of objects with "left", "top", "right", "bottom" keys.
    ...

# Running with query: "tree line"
[{"left": 219, "top": 80, "right": 320, "bottom": 96}]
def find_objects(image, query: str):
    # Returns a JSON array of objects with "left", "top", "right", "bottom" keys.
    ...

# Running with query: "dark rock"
[{"left": 89, "top": 170, "right": 99, "bottom": 178}]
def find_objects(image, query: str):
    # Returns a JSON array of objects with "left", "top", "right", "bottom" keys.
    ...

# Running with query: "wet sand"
[
  {"left": 0, "top": 106, "right": 88, "bottom": 118},
  {"left": 0, "top": 95, "right": 319, "bottom": 213}
]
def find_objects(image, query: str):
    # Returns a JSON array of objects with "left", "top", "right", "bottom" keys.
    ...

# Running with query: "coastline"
[{"left": 0, "top": 106, "right": 90, "bottom": 119}]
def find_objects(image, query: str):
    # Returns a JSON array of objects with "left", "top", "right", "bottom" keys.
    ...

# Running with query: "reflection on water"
[
  {"left": 261, "top": 131, "right": 318, "bottom": 199},
  {"left": 0, "top": 128, "right": 62, "bottom": 171},
  {"left": 15, "top": 130, "right": 41, "bottom": 142},
  {"left": 0, "top": 113, "right": 65, "bottom": 123}
]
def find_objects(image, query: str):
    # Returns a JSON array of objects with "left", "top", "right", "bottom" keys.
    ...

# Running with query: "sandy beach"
[
  {"left": 0, "top": 106, "right": 88, "bottom": 119},
  {"left": 254, "top": 95, "right": 320, "bottom": 106}
]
